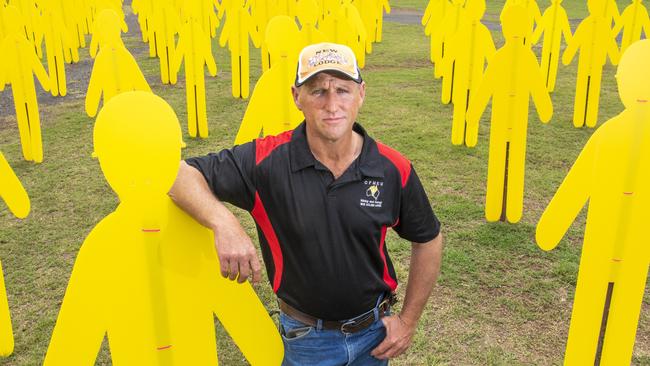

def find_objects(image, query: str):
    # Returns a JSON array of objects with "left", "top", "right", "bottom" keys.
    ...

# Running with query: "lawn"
[{"left": 0, "top": 0, "right": 648, "bottom": 365}]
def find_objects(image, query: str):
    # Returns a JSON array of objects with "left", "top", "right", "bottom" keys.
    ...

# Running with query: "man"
[{"left": 169, "top": 42, "right": 443, "bottom": 365}]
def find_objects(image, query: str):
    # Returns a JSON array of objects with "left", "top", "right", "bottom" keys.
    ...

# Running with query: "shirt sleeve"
[
  {"left": 184, "top": 142, "right": 257, "bottom": 212},
  {"left": 393, "top": 166, "right": 441, "bottom": 243}
]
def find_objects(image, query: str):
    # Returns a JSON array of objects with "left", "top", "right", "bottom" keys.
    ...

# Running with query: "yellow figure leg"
[
  {"left": 584, "top": 67, "right": 603, "bottom": 128},
  {"left": 572, "top": 61, "right": 590, "bottom": 128},
  {"left": 505, "top": 117, "right": 528, "bottom": 223},
  {"left": 485, "top": 120, "right": 507, "bottom": 222},
  {"left": 451, "top": 87, "right": 469, "bottom": 145}
]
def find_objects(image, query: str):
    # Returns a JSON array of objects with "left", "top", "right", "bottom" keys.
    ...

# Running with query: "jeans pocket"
[{"left": 280, "top": 313, "right": 315, "bottom": 342}]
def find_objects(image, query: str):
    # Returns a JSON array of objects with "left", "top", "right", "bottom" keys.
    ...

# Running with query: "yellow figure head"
[
  {"left": 587, "top": 0, "right": 606, "bottom": 16},
  {"left": 616, "top": 40, "right": 650, "bottom": 109},
  {"left": 500, "top": 4, "right": 530, "bottom": 42},
  {"left": 94, "top": 9, "right": 123, "bottom": 45},
  {"left": 3, "top": 5, "right": 24, "bottom": 35},
  {"left": 93, "top": 92, "right": 182, "bottom": 203},
  {"left": 265, "top": 15, "right": 300, "bottom": 58},
  {"left": 465, "top": 0, "right": 486, "bottom": 21},
  {"left": 296, "top": 0, "right": 319, "bottom": 26}
]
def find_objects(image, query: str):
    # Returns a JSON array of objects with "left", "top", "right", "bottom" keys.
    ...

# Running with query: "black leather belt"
[{"left": 278, "top": 297, "right": 392, "bottom": 334}]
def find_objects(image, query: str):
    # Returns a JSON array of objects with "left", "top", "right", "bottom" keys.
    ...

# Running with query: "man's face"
[{"left": 292, "top": 72, "right": 366, "bottom": 143}]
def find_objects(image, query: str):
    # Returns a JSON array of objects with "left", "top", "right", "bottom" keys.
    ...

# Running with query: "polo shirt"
[{"left": 186, "top": 122, "right": 440, "bottom": 320}]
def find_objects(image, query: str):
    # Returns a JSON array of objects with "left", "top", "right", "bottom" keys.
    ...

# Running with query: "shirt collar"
[{"left": 289, "top": 122, "right": 384, "bottom": 178}]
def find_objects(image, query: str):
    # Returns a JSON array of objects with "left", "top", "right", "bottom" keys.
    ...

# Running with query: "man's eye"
[
  {"left": 337, "top": 88, "right": 350, "bottom": 94},
  {"left": 311, "top": 89, "right": 324, "bottom": 96}
]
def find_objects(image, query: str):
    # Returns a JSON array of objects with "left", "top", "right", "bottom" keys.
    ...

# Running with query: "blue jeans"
[{"left": 279, "top": 310, "right": 389, "bottom": 366}]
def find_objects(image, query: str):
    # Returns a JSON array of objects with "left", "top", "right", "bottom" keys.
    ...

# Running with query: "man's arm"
[
  {"left": 371, "top": 233, "right": 443, "bottom": 360},
  {"left": 169, "top": 161, "right": 262, "bottom": 283}
]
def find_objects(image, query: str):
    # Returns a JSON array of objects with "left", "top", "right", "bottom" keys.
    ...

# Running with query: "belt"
[{"left": 278, "top": 297, "right": 392, "bottom": 334}]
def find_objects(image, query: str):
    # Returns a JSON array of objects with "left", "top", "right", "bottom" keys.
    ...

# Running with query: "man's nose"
[{"left": 323, "top": 91, "right": 339, "bottom": 112}]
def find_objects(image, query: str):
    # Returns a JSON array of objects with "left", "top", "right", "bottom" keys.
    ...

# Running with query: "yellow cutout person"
[
  {"left": 439, "top": 0, "right": 496, "bottom": 145},
  {"left": 536, "top": 39, "right": 650, "bottom": 366},
  {"left": 219, "top": 0, "right": 261, "bottom": 99},
  {"left": 612, "top": 0, "right": 650, "bottom": 56},
  {"left": 151, "top": 0, "right": 181, "bottom": 85},
  {"left": 250, "top": 0, "right": 278, "bottom": 72},
  {"left": 40, "top": 2, "right": 74, "bottom": 96},
  {"left": 466, "top": 4, "right": 553, "bottom": 223},
  {"left": 44, "top": 91, "right": 283, "bottom": 366},
  {"left": 297, "top": 0, "right": 327, "bottom": 48},
  {"left": 338, "top": 3, "right": 367, "bottom": 68},
  {"left": 234, "top": 15, "right": 303, "bottom": 145},
  {"left": 89, "top": 9, "right": 126, "bottom": 58},
  {"left": 430, "top": 0, "right": 465, "bottom": 79},
  {"left": 422, "top": 0, "right": 448, "bottom": 66},
  {"left": 502, "top": 0, "right": 542, "bottom": 44},
  {"left": 562, "top": 0, "right": 620, "bottom": 128},
  {"left": 0, "top": 151, "right": 31, "bottom": 357},
  {"left": 0, "top": 6, "right": 50, "bottom": 164},
  {"left": 85, "top": 44, "right": 151, "bottom": 118},
  {"left": 173, "top": 9, "right": 217, "bottom": 137},
  {"left": 374, "top": 0, "right": 390, "bottom": 42},
  {"left": 530, "top": 0, "right": 573, "bottom": 92},
  {"left": 603, "top": 0, "right": 622, "bottom": 26}
]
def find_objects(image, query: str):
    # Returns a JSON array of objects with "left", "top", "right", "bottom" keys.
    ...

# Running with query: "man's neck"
[{"left": 306, "top": 127, "right": 363, "bottom": 179}]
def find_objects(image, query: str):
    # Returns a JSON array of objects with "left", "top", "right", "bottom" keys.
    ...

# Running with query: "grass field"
[{"left": 0, "top": 0, "right": 649, "bottom": 365}]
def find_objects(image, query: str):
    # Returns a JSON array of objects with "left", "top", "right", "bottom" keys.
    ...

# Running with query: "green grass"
[{"left": 1, "top": 3, "right": 649, "bottom": 366}]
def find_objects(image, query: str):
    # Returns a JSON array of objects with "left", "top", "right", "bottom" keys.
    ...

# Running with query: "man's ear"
[{"left": 292, "top": 85, "right": 302, "bottom": 110}]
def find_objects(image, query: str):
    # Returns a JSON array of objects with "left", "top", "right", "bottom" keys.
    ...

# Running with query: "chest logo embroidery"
[{"left": 361, "top": 180, "right": 384, "bottom": 208}]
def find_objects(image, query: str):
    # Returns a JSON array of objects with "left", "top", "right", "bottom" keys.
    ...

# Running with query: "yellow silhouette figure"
[
  {"left": 44, "top": 91, "right": 283, "bottom": 366},
  {"left": 536, "top": 39, "right": 650, "bottom": 366},
  {"left": 173, "top": 9, "right": 217, "bottom": 138},
  {"left": 89, "top": 9, "right": 126, "bottom": 58},
  {"left": 46, "top": 0, "right": 81, "bottom": 65},
  {"left": 85, "top": 44, "right": 151, "bottom": 117},
  {"left": 603, "top": 0, "right": 622, "bottom": 26},
  {"left": 151, "top": 0, "right": 181, "bottom": 85},
  {"left": 502, "top": 0, "right": 542, "bottom": 44},
  {"left": 0, "top": 7, "right": 50, "bottom": 164},
  {"left": 422, "top": 0, "right": 448, "bottom": 66},
  {"left": 530, "top": 0, "right": 573, "bottom": 92},
  {"left": 297, "top": 0, "right": 327, "bottom": 48},
  {"left": 563, "top": 0, "right": 620, "bottom": 128},
  {"left": 233, "top": 15, "right": 303, "bottom": 145},
  {"left": 320, "top": 3, "right": 367, "bottom": 67},
  {"left": 373, "top": 0, "right": 390, "bottom": 43},
  {"left": 466, "top": 4, "right": 553, "bottom": 223},
  {"left": 0, "top": 152, "right": 31, "bottom": 357},
  {"left": 39, "top": 2, "right": 74, "bottom": 97},
  {"left": 612, "top": 0, "right": 650, "bottom": 56},
  {"left": 430, "top": 0, "right": 465, "bottom": 79},
  {"left": 339, "top": 3, "right": 367, "bottom": 68},
  {"left": 9, "top": 0, "right": 43, "bottom": 59},
  {"left": 219, "top": 0, "right": 261, "bottom": 99},
  {"left": 250, "top": 0, "right": 278, "bottom": 72},
  {"left": 439, "top": 0, "right": 496, "bottom": 145}
]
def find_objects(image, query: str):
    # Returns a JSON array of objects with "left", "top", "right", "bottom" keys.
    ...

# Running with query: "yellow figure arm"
[
  {"left": 44, "top": 234, "right": 107, "bottom": 365},
  {"left": 562, "top": 22, "right": 583, "bottom": 65},
  {"left": 172, "top": 28, "right": 186, "bottom": 75},
  {"left": 218, "top": 11, "right": 231, "bottom": 47},
  {"left": 30, "top": 41, "right": 50, "bottom": 92},
  {"left": 526, "top": 51, "right": 553, "bottom": 122},
  {"left": 0, "top": 152, "right": 30, "bottom": 219},
  {"left": 536, "top": 134, "right": 596, "bottom": 251},
  {"left": 245, "top": 10, "right": 261, "bottom": 48},
  {"left": 465, "top": 60, "right": 496, "bottom": 147},
  {"left": 607, "top": 31, "right": 620, "bottom": 66},
  {"left": 560, "top": 7, "right": 573, "bottom": 45},
  {"left": 381, "top": 0, "right": 390, "bottom": 13},
  {"left": 0, "top": 260, "right": 14, "bottom": 357},
  {"left": 203, "top": 30, "right": 217, "bottom": 76},
  {"left": 85, "top": 53, "right": 105, "bottom": 117}
]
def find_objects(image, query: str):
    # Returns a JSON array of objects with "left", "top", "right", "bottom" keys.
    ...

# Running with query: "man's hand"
[
  {"left": 370, "top": 314, "right": 416, "bottom": 360},
  {"left": 213, "top": 222, "right": 262, "bottom": 284}
]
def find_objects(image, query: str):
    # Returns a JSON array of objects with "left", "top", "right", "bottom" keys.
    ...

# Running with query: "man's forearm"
[
  {"left": 168, "top": 161, "right": 239, "bottom": 231},
  {"left": 399, "top": 233, "right": 444, "bottom": 326},
  {"left": 169, "top": 161, "right": 262, "bottom": 283}
]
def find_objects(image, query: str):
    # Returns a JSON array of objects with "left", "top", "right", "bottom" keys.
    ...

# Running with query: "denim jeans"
[{"left": 279, "top": 310, "right": 389, "bottom": 366}]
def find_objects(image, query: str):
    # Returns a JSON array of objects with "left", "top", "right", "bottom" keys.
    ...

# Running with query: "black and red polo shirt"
[{"left": 186, "top": 122, "right": 440, "bottom": 320}]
